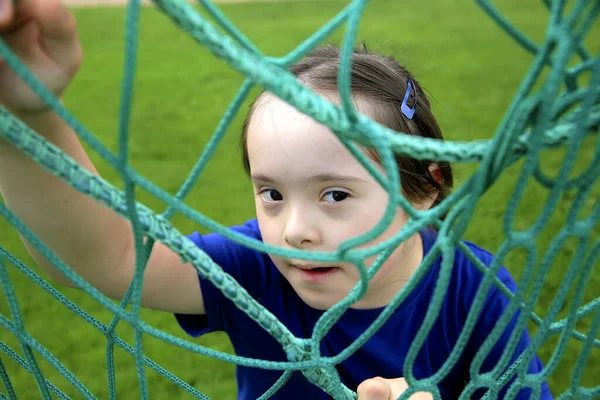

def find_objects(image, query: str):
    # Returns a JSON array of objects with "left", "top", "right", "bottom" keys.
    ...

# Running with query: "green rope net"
[{"left": 0, "top": 0, "right": 599, "bottom": 399}]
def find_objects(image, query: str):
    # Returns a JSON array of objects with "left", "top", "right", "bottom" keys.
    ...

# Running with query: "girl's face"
[{"left": 246, "top": 96, "right": 428, "bottom": 310}]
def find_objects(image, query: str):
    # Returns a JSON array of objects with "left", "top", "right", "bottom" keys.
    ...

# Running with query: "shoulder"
[
  {"left": 423, "top": 232, "right": 518, "bottom": 324},
  {"left": 187, "top": 218, "right": 265, "bottom": 266},
  {"left": 177, "top": 219, "right": 280, "bottom": 337},
  {"left": 449, "top": 239, "right": 517, "bottom": 298},
  {"left": 188, "top": 218, "right": 262, "bottom": 247},
  {"left": 186, "top": 218, "right": 279, "bottom": 296},
  {"left": 443, "top": 237, "right": 523, "bottom": 338}
]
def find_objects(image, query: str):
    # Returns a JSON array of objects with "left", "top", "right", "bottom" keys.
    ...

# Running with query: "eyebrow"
[{"left": 250, "top": 173, "right": 369, "bottom": 184}]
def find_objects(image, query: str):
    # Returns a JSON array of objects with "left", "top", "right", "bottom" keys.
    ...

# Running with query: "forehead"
[{"left": 246, "top": 95, "right": 364, "bottom": 176}]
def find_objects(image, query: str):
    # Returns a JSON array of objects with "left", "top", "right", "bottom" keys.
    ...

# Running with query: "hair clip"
[{"left": 401, "top": 78, "right": 418, "bottom": 120}]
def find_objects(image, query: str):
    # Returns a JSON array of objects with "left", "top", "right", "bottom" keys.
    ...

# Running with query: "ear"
[
  {"left": 429, "top": 163, "right": 443, "bottom": 185},
  {"left": 414, "top": 163, "right": 441, "bottom": 211}
]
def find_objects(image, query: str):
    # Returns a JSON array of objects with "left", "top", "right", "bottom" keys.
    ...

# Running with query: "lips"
[
  {"left": 291, "top": 263, "right": 337, "bottom": 271},
  {"left": 289, "top": 263, "right": 341, "bottom": 283}
]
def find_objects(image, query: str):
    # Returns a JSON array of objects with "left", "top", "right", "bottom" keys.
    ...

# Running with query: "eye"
[
  {"left": 261, "top": 189, "right": 283, "bottom": 203},
  {"left": 322, "top": 190, "right": 350, "bottom": 203}
]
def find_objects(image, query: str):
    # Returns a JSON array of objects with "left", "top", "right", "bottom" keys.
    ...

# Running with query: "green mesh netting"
[{"left": 0, "top": 0, "right": 599, "bottom": 399}]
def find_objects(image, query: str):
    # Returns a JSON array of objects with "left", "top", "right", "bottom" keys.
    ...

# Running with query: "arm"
[{"left": 0, "top": 0, "right": 204, "bottom": 315}]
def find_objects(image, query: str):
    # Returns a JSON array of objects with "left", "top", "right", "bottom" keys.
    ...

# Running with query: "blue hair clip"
[{"left": 401, "top": 78, "right": 418, "bottom": 120}]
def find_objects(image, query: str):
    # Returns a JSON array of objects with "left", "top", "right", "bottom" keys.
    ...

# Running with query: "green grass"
[{"left": 0, "top": 0, "right": 599, "bottom": 398}]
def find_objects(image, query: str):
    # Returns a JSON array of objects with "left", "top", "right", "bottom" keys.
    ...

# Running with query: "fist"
[
  {"left": 357, "top": 377, "right": 433, "bottom": 400},
  {"left": 0, "top": 0, "right": 82, "bottom": 116}
]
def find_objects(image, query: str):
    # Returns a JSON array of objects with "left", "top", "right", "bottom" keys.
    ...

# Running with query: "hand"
[
  {"left": 357, "top": 377, "right": 433, "bottom": 400},
  {"left": 0, "top": 0, "right": 82, "bottom": 117}
]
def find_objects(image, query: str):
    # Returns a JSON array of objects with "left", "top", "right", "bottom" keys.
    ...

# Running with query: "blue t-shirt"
[{"left": 175, "top": 219, "right": 553, "bottom": 399}]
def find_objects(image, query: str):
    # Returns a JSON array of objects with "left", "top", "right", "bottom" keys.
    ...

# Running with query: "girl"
[{"left": 0, "top": 1, "right": 552, "bottom": 399}]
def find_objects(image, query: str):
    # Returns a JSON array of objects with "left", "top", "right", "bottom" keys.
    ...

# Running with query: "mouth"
[{"left": 290, "top": 263, "right": 341, "bottom": 283}]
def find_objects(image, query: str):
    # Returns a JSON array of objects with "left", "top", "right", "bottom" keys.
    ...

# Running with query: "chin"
[
  {"left": 298, "top": 296, "right": 336, "bottom": 310},
  {"left": 275, "top": 263, "right": 354, "bottom": 310},
  {"left": 292, "top": 286, "right": 349, "bottom": 311}
]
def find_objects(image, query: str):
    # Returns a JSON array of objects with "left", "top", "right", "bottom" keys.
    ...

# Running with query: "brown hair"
[{"left": 240, "top": 43, "right": 453, "bottom": 210}]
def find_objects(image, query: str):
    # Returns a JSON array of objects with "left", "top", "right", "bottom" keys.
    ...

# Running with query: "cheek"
[
  {"left": 322, "top": 200, "right": 405, "bottom": 259},
  {"left": 257, "top": 213, "right": 279, "bottom": 246},
  {"left": 340, "top": 191, "right": 393, "bottom": 236},
  {"left": 357, "top": 211, "right": 409, "bottom": 268},
  {"left": 352, "top": 205, "right": 408, "bottom": 246},
  {"left": 358, "top": 187, "right": 399, "bottom": 228},
  {"left": 257, "top": 215, "right": 288, "bottom": 268}
]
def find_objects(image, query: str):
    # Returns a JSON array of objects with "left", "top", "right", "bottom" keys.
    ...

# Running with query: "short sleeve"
[
  {"left": 174, "top": 219, "right": 273, "bottom": 337},
  {"left": 468, "top": 272, "right": 553, "bottom": 399}
]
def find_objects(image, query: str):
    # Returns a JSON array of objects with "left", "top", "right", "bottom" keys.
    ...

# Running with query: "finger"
[
  {"left": 8, "top": 0, "right": 80, "bottom": 73},
  {"left": 357, "top": 377, "right": 392, "bottom": 400},
  {"left": 0, "top": 0, "right": 15, "bottom": 29},
  {"left": 33, "top": 0, "right": 76, "bottom": 41},
  {"left": 36, "top": 1, "right": 81, "bottom": 72},
  {"left": 10, "top": 0, "right": 76, "bottom": 40}
]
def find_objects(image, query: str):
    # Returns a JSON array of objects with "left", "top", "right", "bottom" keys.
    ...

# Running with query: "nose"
[{"left": 283, "top": 206, "right": 322, "bottom": 249}]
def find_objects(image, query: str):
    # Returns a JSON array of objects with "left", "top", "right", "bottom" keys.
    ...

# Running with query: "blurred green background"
[{"left": 0, "top": 0, "right": 598, "bottom": 398}]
